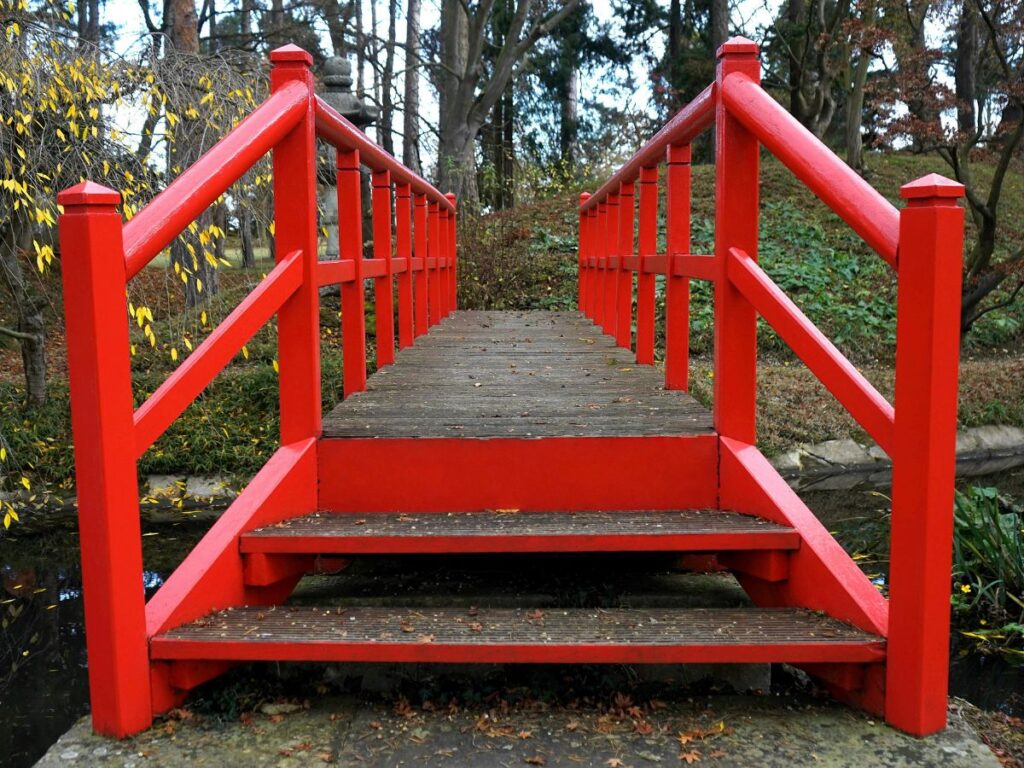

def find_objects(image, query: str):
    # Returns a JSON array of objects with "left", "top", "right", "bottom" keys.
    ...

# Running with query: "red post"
[
  {"left": 57, "top": 182, "right": 152, "bottom": 736},
  {"left": 586, "top": 206, "right": 598, "bottom": 321},
  {"left": 579, "top": 193, "right": 591, "bottom": 313},
  {"left": 595, "top": 200, "right": 608, "bottom": 328},
  {"left": 885, "top": 174, "right": 965, "bottom": 736},
  {"left": 413, "top": 193, "right": 429, "bottom": 336},
  {"left": 439, "top": 205, "right": 451, "bottom": 317},
  {"left": 428, "top": 200, "right": 442, "bottom": 326},
  {"left": 602, "top": 193, "right": 619, "bottom": 337},
  {"left": 713, "top": 38, "right": 760, "bottom": 441},
  {"left": 338, "top": 148, "right": 366, "bottom": 396},
  {"left": 446, "top": 193, "right": 458, "bottom": 316},
  {"left": 665, "top": 144, "right": 691, "bottom": 389},
  {"left": 372, "top": 170, "right": 395, "bottom": 366},
  {"left": 395, "top": 183, "right": 414, "bottom": 349},
  {"left": 636, "top": 169, "right": 658, "bottom": 364},
  {"left": 271, "top": 46, "right": 321, "bottom": 441},
  {"left": 616, "top": 181, "right": 635, "bottom": 349}
]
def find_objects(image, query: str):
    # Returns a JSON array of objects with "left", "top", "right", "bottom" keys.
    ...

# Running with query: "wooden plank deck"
[{"left": 323, "top": 311, "right": 713, "bottom": 438}]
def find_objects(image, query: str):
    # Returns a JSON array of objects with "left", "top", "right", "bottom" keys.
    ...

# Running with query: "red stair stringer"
[
  {"left": 145, "top": 438, "right": 318, "bottom": 713},
  {"left": 718, "top": 437, "right": 889, "bottom": 715}
]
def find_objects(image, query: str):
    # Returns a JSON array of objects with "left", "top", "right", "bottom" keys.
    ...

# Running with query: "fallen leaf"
[
  {"left": 680, "top": 750, "right": 701, "bottom": 764},
  {"left": 566, "top": 719, "right": 580, "bottom": 732},
  {"left": 400, "top": 621, "right": 416, "bottom": 633},
  {"left": 416, "top": 634, "right": 435, "bottom": 643},
  {"left": 519, "top": 730, "right": 532, "bottom": 739},
  {"left": 468, "top": 621, "right": 483, "bottom": 632},
  {"left": 606, "top": 759, "right": 625, "bottom": 768},
  {"left": 525, "top": 757, "right": 546, "bottom": 766}
]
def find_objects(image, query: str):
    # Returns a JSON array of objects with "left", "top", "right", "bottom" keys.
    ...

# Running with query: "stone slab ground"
[{"left": 38, "top": 693, "right": 999, "bottom": 767}]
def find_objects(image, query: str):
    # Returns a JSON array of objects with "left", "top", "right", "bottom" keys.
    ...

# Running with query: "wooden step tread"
[
  {"left": 151, "top": 606, "right": 884, "bottom": 664},
  {"left": 240, "top": 510, "right": 800, "bottom": 554}
]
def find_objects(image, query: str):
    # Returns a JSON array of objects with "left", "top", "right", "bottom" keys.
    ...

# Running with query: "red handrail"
[
  {"left": 133, "top": 250, "right": 304, "bottom": 457},
  {"left": 57, "top": 44, "right": 457, "bottom": 738},
  {"left": 580, "top": 84, "right": 714, "bottom": 212},
  {"left": 314, "top": 96, "right": 455, "bottom": 212},
  {"left": 579, "top": 36, "right": 966, "bottom": 738},
  {"left": 720, "top": 72, "right": 899, "bottom": 267},
  {"left": 122, "top": 81, "right": 309, "bottom": 279}
]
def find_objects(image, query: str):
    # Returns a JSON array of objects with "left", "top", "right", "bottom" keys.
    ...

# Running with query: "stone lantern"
[{"left": 319, "top": 56, "right": 378, "bottom": 260}]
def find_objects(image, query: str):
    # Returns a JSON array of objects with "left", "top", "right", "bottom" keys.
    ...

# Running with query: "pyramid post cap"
[
  {"left": 579, "top": 192, "right": 591, "bottom": 201},
  {"left": 57, "top": 181, "right": 121, "bottom": 207},
  {"left": 717, "top": 36, "right": 759, "bottom": 59},
  {"left": 270, "top": 45, "right": 313, "bottom": 66},
  {"left": 900, "top": 173, "right": 965, "bottom": 200},
  {"left": 445, "top": 192, "right": 457, "bottom": 202}
]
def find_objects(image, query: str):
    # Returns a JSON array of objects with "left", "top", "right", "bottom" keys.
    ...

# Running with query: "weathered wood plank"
[{"left": 324, "top": 311, "right": 713, "bottom": 438}]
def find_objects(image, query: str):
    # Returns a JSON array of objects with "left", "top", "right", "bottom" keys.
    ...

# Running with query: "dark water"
[{"left": 2, "top": 482, "right": 1023, "bottom": 768}]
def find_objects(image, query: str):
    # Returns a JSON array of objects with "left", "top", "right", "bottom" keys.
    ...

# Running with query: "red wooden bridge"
[{"left": 57, "top": 38, "right": 964, "bottom": 740}]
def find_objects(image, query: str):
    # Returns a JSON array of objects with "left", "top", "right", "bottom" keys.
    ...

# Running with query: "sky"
[{"left": 101, "top": 0, "right": 781, "bottom": 161}]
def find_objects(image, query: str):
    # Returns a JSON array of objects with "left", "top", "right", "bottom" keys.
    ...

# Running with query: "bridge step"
[
  {"left": 151, "top": 605, "right": 884, "bottom": 665},
  {"left": 240, "top": 510, "right": 800, "bottom": 555}
]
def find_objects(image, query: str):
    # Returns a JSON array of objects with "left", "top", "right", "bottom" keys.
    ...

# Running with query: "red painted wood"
[
  {"left": 267, "top": 52, "right": 320, "bottom": 465},
  {"left": 665, "top": 144, "right": 691, "bottom": 390},
  {"left": 635, "top": 167, "right": 658, "bottom": 364},
  {"left": 578, "top": 192, "right": 591, "bottom": 312},
  {"left": 314, "top": 97, "right": 454, "bottom": 212},
  {"left": 395, "top": 183, "right": 414, "bottom": 348},
  {"left": 885, "top": 176, "right": 965, "bottom": 736},
  {"left": 719, "top": 550, "right": 790, "bottom": 583},
  {"left": 318, "top": 435, "right": 719, "bottom": 512},
  {"left": 445, "top": 192, "right": 458, "bottom": 315},
  {"left": 242, "top": 553, "right": 315, "bottom": 587},
  {"left": 602, "top": 194, "right": 619, "bottom": 337},
  {"left": 134, "top": 251, "right": 303, "bottom": 457},
  {"left": 122, "top": 81, "right": 307, "bottom": 278},
  {"left": 338, "top": 148, "right": 367, "bottom": 396},
  {"left": 595, "top": 201, "right": 608, "bottom": 328},
  {"left": 615, "top": 181, "right": 634, "bottom": 349},
  {"left": 57, "top": 183, "right": 152, "bottom": 737},
  {"left": 428, "top": 201, "right": 442, "bottom": 326},
  {"left": 581, "top": 84, "right": 714, "bottom": 212},
  {"left": 439, "top": 206, "right": 451, "bottom": 317},
  {"left": 240, "top": 525, "right": 799, "bottom": 557},
  {"left": 152, "top": 635, "right": 883, "bottom": 666},
  {"left": 317, "top": 259, "right": 356, "bottom": 286},
  {"left": 718, "top": 437, "right": 888, "bottom": 636},
  {"left": 673, "top": 253, "right": 715, "bottom": 281},
  {"left": 726, "top": 247, "right": 895, "bottom": 454},
  {"left": 145, "top": 440, "right": 316, "bottom": 639},
  {"left": 713, "top": 41, "right": 759, "bottom": 443},
  {"left": 413, "top": 194, "right": 429, "bottom": 336},
  {"left": 586, "top": 208, "right": 599, "bottom": 320},
  {"left": 720, "top": 72, "right": 899, "bottom": 267},
  {"left": 372, "top": 170, "right": 396, "bottom": 366}
]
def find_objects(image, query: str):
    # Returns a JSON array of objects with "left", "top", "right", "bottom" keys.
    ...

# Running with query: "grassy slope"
[{"left": 1, "top": 152, "right": 1022, "bottom": 490}]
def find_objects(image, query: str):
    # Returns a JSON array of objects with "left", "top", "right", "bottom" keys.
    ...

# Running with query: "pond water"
[{"left": 2, "top": 475, "right": 1022, "bottom": 768}]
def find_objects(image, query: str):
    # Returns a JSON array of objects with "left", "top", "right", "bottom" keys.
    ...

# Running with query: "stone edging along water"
[{"left": 773, "top": 425, "right": 1024, "bottom": 492}]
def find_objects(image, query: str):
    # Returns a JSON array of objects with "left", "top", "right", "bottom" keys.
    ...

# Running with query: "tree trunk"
[
  {"left": 955, "top": 1, "right": 978, "bottom": 140},
  {"left": 558, "top": 48, "right": 579, "bottom": 172},
  {"left": 380, "top": 0, "right": 397, "bottom": 156},
  {"left": 0, "top": 214, "right": 47, "bottom": 406},
  {"left": 168, "top": 0, "right": 218, "bottom": 307},
  {"left": 240, "top": 209, "right": 255, "bottom": 268},
  {"left": 402, "top": 0, "right": 422, "bottom": 173},
  {"left": 356, "top": 0, "right": 365, "bottom": 98},
  {"left": 240, "top": 0, "right": 253, "bottom": 50}
]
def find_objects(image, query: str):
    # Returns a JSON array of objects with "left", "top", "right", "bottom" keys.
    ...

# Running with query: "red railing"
[
  {"left": 57, "top": 45, "right": 455, "bottom": 736},
  {"left": 579, "top": 37, "right": 965, "bottom": 736}
]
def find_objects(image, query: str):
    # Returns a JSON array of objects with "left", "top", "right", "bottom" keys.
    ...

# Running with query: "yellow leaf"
[
  {"left": 272, "top": 359, "right": 279, "bottom": 373},
  {"left": 20, "top": 477, "right": 30, "bottom": 490},
  {"left": 241, "top": 345, "right": 249, "bottom": 360},
  {"left": 0, "top": 447, "right": 6, "bottom": 461},
  {"left": 170, "top": 348, "right": 178, "bottom": 362}
]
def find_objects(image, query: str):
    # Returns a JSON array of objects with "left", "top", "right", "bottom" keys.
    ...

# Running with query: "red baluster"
[
  {"left": 395, "top": 182, "right": 414, "bottom": 349},
  {"left": 338, "top": 148, "right": 366, "bottom": 395},
  {"left": 428, "top": 200, "right": 442, "bottom": 326},
  {"left": 413, "top": 193, "right": 429, "bottom": 336},
  {"left": 446, "top": 193, "right": 458, "bottom": 315},
  {"left": 665, "top": 143, "right": 691, "bottom": 390},
  {"left": 713, "top": 39, "right": 760, "bottom": 441},
  {"left": 578, "top": 193, "right": 591, "bottom": 313},
  {"left": 616, "top": 181, "right": 635, "bottom": 349},
  {"left": 372, "top": 170, "right": 395, "bottom": 366},
  {"left": 602, "top": 193, "right": 619, "bottom": 338},
  {"left": 636, "top": 167, "right": 658, "bottom": 364}
]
